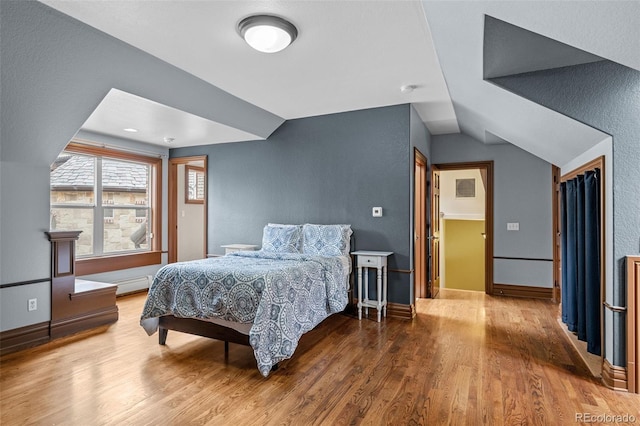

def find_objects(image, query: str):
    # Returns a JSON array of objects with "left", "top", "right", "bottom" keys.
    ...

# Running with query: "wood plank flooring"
[{"left": 1, "top": 289, "right": 639, "bottom": 425}]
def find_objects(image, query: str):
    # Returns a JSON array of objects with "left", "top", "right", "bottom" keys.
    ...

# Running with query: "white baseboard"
[{"left": 114, "top": 275, "right": 152, "bottom": 295}]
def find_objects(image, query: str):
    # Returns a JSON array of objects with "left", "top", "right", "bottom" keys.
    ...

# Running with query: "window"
[
  {"left": 50, "top": 142, "right": 162, "bottom": 274},
  {"left": 185, "top": 165, "right": 205, "bottom": 204}
]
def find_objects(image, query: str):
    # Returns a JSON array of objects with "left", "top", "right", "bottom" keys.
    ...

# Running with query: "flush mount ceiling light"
[{"left": 238, "top": 14, "right": 298, "bottom": 53}]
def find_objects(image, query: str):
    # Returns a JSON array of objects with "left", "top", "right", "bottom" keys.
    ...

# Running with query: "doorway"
[
  {"left": 556, "top": 157, "right": 605, "bottom": 378},
  {"left": 169, "top": 156, "right": 208, "bottom": 263},
  {"left": 414, "top": 149, "right": 428, "bottom": 299},
  {"left": 427, "top": 161, "right": 494, "bottom": 296},
  {"left": 439, "top": 168, "right": 486, "bottom": 291}
]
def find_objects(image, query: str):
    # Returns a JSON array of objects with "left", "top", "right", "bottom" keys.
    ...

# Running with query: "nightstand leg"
[
  {"left": 357, "top": 266, "right": 363, "bottom": 320},
  {"left": 376, "top": 266, "right": 383, "bottom": 322},
  {"left": 383, "top": 266, "right": 388, "bottom": 318},
  {"left": 364, "top": 267, "right": 369, "bottom": 317}
]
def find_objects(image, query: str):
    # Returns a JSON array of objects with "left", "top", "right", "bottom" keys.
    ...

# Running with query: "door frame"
[
  {"left": 413, "top": 148, "right": 428, "bottom": 299},
  {"left": 552, "top": 165, "right": 561, "bottom": 303},
  {"left": 430, "top": 164, "right": 441, "bottom": 298},
  {"left": 432, "top": 161, "right": 494, "bottom": 295},
  {"left": 168, "top": 155, "right": 208, "bottom": 263}
]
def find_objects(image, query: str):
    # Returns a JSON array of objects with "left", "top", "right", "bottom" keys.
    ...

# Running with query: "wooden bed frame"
[
  {"left": 159, "top": 316, "right": 287, "bottom": 372},
  {"left": 158, "top": 315, "right": 250, "bottom": 354}
]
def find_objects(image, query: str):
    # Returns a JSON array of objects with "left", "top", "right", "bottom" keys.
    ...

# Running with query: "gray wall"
[
  {"left": 483, "top": 15, "right": 602, "bottom": 80},
  {"left": 409, "top": 106, "right": 433, "bottom": 301},
  {"left": 492, "top": 60, "right": 640, "bottom": 367},
  {"left": 0, "top": 1, "right": 276, "bottom": 331},
  {"left": 410, "top": 105, "right": 432, "bottom": 167},
  {"left": 431, "top": 133, "right": 553, "bottom": 287},
  {"left": 172, "top": 105, "right": 415, "bottom": 304}
]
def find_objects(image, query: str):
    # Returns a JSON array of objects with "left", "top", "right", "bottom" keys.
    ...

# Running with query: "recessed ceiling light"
[
  {"left": 238, "top": 15, "right": 298, "bottom": 53},
  {"left": 123, "top": 128, "right": 138, "bottom": 133},
  {"left": 163, "top": 137, "right": 175, "bottom": 144}
]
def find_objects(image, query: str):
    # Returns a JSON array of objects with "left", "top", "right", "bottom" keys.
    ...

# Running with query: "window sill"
[{"left": 76, "top": 251, "right": 162, "bottom": 276}]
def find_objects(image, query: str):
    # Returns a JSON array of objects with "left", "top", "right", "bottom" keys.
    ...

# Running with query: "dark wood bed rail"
[{"left": 158, "top": 315, "right": 250, "bottom": 346}]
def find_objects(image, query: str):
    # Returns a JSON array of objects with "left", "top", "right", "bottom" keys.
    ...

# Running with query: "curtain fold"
[
  {"left": 576, "top": 175, "right": 586, "bottom": 340},
  {"left": 563, "top": 179, "right": 578, "bottom": 332},
  {"left": 560, "top": 169, "right": 601, "bottom": 356},
  {"left": 584, "top": 170, "right": 601, "bottom": 355}
]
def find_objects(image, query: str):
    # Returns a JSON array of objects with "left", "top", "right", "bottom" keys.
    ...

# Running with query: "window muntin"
[
  {"left": 101, "top": 158, "right": 151, "bottom": 254},
  {"left": 185, "top": 165, "right": 205, "bottom": 204},
  {"left": 50, "top": 145, "right": 159, "bottom": 259}
]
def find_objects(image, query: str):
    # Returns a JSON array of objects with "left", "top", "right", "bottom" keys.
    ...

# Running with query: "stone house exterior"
[{"left": 50, "top": 153, "right": 150, "bottom": 256}]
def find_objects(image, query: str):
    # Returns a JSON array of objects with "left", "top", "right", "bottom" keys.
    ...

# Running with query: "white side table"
[
  {"left": 221, "top": 244, "right": 258, "bottom": 255},
  {"left": 351, "top": 250, "right": 393, "bottom": 322}
]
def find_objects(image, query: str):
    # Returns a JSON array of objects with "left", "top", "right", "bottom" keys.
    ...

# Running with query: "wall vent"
[{"left": 456, "top": 178, "right": 475, "bottom": 198}]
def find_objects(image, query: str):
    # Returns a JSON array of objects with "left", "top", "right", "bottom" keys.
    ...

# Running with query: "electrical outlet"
[
  {"left": 372, "top": 207, "right": 383, "bottom": 217},
  {"left": 28, "top": 298, "right": 37, "bottom": 311}
]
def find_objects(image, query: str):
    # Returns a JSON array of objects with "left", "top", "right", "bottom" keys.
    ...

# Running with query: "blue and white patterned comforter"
[{"left": 140, "top": 250, "right": 349, "bottom": 376}]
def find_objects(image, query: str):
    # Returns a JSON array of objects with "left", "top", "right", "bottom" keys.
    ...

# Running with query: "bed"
[{"left": 140, "top": 223, "right": 352, "bottom": 376}]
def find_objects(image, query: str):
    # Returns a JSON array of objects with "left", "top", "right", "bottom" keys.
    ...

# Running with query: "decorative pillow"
[
  {"left": 261, "top": 224, "right": 303, "bottom": 253},
  {"left": 302, "top": 224, "right": 352, "bottom": 256}
]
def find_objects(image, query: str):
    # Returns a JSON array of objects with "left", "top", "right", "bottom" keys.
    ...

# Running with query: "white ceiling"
[
  {"left": 422, "top": 0, "right": 640, "bottom": 167},
  {"left": 39, "top": 1, "right": 640, "bottom": 163},
  {"left": 42, "top": 0, "right": 459, "bottom": 148},
  {"left": 82, "top": 89, "right": 262, "bottom": 147}
]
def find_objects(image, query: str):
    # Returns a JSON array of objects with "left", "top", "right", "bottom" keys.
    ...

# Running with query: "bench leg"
[{"left": 159, "top": 327, "right": 168, "bottom": 345}]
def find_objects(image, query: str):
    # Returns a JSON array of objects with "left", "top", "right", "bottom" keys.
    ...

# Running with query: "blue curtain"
[
  {"left": 584, "top": 170, "right": 601, "bottom": 355},
  {"left": 560, "top": 169, "right": 601, "bottom": 356},
  {"left": 576, "top": 175, "right": 586, "bottom": 340}
]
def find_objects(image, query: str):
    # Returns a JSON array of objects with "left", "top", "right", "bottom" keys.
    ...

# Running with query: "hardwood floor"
[{"left": 1, "top": 289, "right": 639, "bottom": 425}]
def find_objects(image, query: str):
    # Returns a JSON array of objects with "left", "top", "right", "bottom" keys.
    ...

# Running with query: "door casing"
[
  {"left": 552, "top": 165, "right": 561, "bottom": 303},
  {"left": 430, "top": 164, "right": 441, "bottom": 298},
  {"left": 414, "top": 149, "right": 428, "bottom": 299}
]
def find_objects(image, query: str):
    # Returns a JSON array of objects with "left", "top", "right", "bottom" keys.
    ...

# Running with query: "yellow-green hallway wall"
[{"left": 442, "top": 219, "right": 485, "bottom": 291}]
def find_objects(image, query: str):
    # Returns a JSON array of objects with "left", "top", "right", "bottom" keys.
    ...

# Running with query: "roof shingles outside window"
[{"left": 51, "top": 155, "right": 147, "bottom": 191}]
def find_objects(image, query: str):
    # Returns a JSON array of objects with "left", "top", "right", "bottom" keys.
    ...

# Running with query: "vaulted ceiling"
[
  {"left": 422, "top": 0, "right": 639, "bottom": 167},
  {"left": 42, "top": 0, "right": 458, "bottom": 148},
  {"left": 42, "top": 1, "right": 640, "bottom": 167}
]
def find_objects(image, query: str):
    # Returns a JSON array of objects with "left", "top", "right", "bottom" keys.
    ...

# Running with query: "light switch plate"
[
  {"left": 507, "top": 222, "right": 519, "bottom": 231},
  {"left": 372, "top": 207, "right": 383, "bottom": 217}
]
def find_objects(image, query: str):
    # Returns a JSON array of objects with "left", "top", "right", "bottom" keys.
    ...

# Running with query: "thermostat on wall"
[{"left": 372, "top": 207, "right": 383, "bottom": 217}]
